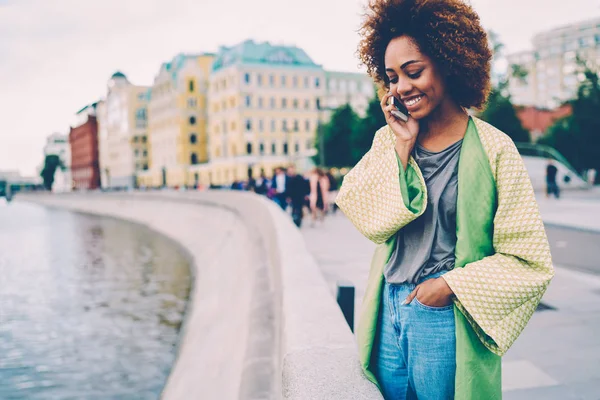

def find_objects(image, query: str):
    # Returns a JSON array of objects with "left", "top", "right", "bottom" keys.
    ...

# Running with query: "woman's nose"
[{"left": 395, "top": 77, "right": 413, "bottom": 96}]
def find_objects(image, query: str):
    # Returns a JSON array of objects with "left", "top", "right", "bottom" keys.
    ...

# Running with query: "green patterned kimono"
[{"left": 336, "top": 117, "right": 554, "bottom": 399}]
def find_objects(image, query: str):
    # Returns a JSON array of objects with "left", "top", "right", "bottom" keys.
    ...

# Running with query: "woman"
[
  {"left": 335, "top": 1, "right": 554, "bottom": 399},
  {"left": 309, "top": 168, "right": 329, "bottom": 225}
]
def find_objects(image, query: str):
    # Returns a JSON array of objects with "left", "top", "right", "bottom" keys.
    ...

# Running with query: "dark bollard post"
[{"left": 336, "top": 282, "right": 355, "bottom": 332}]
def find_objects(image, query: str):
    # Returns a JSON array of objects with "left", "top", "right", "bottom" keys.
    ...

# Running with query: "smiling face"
[{"left": 384, "top": 36, "right": 450, "bottom": 120}]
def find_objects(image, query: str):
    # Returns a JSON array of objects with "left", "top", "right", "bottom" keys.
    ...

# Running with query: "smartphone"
[{"left": 388, "top": 95, "right": 409, "bottom": 122}]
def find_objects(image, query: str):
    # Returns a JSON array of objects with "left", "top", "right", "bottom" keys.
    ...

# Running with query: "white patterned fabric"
[
  {"left": 336, "top": 125, "right": 427, "bottom": 244},
  {"left": 442, "top": 118, "right": 554, "bottom": 355},
  {"left": 336, "top": 117, "right": 554, "bottom": 356}
]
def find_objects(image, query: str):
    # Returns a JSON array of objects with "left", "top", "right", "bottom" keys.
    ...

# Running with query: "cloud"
[{"left": 0, "top": 0, "right": 598, "bottom": 175}]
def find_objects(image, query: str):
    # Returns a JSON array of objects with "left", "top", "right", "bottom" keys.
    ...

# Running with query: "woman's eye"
[
  {"left": 388, "top": 77, "right": 398, "bottom": 84},
  {"left": 408, "top": 71, "right": 422, "bottom": 79}
]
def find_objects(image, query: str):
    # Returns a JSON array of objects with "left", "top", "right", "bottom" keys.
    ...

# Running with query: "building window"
[
  {"left": 258, "top": 97, "right": 263, "bottom": 108},
  {"left": 189, "top": 80, "right": 195, "bottom": 93},
  {"left": 306, "top": 139, "right": 313, "bottom": 149},
  {"left": 272, "top": 143, "right": 277, "bottom": 154},
  {"left": 270, "top": 97, "right": 275, "bottom": 109},
  {"left": 247, "top": 142, "right": 253, "bottom": 155},
  {"left": 283, "top": 142, "right": 289, "bottom": 155},
  {"left": 143, "top": 150, "right": 148, "bottom": 157},
  {"left": 293, "top": 76, "right": 298, "bottom": 87},
  {"left": 260, "top": 142, "right": 265, "bottom": 154},
  {"left": 315, "top": 77, "right": 320, "bottom": 88},
  {"left": 270, "top": 74, "right": 275, "bottom": 86},
  {"left": 244, "top": 73, "right": 251, "bottom": 84},
  {"left": 304, "top": 99, "right": 310, "bottom": 109},
  {"left": 190, "top": 133, "right": 197, "bottom": 144},
  {"left": 259, "top": 119, "right": 264, "bottom": 132},
  {"left": 293, "top": 99, "right": 298, "bottom": 109},
  {"left": 191, "top": 153, "right": 198, "bottom": 165},
  {"left": 257, "top": 74, "right": 263, "bottom": 86},
  {"left": 304, "top": 76, "right": 309, "bottom": 88},
  {"left": 187, "top": 98, "right": 197, "bottom": 108},
  {"left": 245, "top": 119, "right": 252, "bottom": 131},
  {"left": 282, "top": 98, "right": 287, "bottom": 109},
  {"left": 282, "top": 119, "right": 288, "bottom": 131},
  {"left": 245, "top": 95, "right": 251, "bottom": 107},
  {"left": 293, "top": 120, "right": 299, "bottom": 132},
  {"left": 305, "top": 120, "right": 310, "bottom": 131},
  {"left": 281, "top": 75, "right": 287, "bottom": 86},
  {"left": 316, "top": 98, "right": 321, "bottom": 110},
  {"left": 133, "top": 136, "right": 139, "bottom": 143},
  {"left": 271, "top": 119, "right": 276, "bottom": 132},
  {"left": 295, "top": 142, "right": 300, "bottom": 153},
  {"left": 143, "top": 164, "right": 148, "bottom": 170},
  {"left": 189, "top": 116, "right": 197, "bottom": 125},
  {"left": 142, "top": 136, "right": 147, "bottom": 143},
  {"left": 135, "top": 149, "right": 139, "bottom": 156}
]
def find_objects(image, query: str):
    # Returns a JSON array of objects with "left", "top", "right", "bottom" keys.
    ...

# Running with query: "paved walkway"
[
  {"left": 301, "top": 190, "right": 600, "bottom": 399},
  {"left": 538, "top": 188, "right": 600, "bottom": 233}
]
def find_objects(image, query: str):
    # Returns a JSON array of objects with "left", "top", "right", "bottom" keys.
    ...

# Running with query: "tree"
[
  {"left": 314, "top": 104, "right": 358, "bottom": 168},
  {"left": 479, "top": 31, "right": 531, "bottom": 143},
  {"left": 540, "top": 67, "right": 600, "bottom": 174},
  {"left": 350, "top": 95, "right": 387, "bottom": 165},
  {"left": 480, "top": 87, "right": 531, "bottom": 143},
  {"left": 40, "top": 154, "right": 61, "bottom": 191}
]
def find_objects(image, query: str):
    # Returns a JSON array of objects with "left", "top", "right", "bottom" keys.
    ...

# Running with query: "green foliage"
[
  {"left": 541, "top": 68, "right": 600, "bottom": 173},
  {"left": 350, "top": 96, "right": 387, "bottom": 164},
  {"left": 480, "top": 31, "right": 531, "bottom": 143},
  {"left": 40, "top": 154, "right": 61, "bottom": 191},
  {"left": 480, "top": 89, "right": 531, "bottom": 143},
  {"left": 314, "top": 94, "right": 387, "bottom": 168}
]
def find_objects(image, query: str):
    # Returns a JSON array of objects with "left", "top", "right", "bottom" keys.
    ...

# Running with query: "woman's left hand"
[{"left": 403, "top": 277, "right": 454, "bottom": 307}]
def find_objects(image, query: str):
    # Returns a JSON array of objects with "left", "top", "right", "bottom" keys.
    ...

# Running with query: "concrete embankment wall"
[{"left": 20, "top": 192, "right": 382, "bottom": 400}]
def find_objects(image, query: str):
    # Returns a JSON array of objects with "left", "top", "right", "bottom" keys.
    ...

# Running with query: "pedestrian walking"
[
  {"left": 335, "top": 1, "right": 554, "bottom": 398},
  {"left": 325, "top": 169, "right": 339, "bottom": 215},
  {"left": 309, "top": 168, "right": 329, "bottom": 226},
  {"left": 271, "top": 167, "right": 289, "bottom": 210},
  {"left": 286, "top": 166, "right": 309, "bottom": 227},
  {"left": 546, "top": 159, "right": 560, "bottom": 199},
  {"left": 254, "top": 171, "right": 269, "bottom": 195}
]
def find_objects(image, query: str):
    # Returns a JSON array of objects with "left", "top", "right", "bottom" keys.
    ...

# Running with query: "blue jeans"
[{"left": 373, "top": 271, "right": 456, "bottom": 400}]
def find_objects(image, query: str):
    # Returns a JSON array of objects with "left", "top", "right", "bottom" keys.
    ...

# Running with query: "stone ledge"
[{"left": 18, "top": 191, "right": 382, "bottom": 399}]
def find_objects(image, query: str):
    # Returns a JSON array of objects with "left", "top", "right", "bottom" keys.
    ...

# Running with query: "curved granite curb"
[{"left": 18, "top": 191, "right": 382, "bottom": 400}]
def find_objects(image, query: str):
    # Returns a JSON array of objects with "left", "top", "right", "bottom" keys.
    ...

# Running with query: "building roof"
[
  {"left": 156, "top": 52, "right": 215, "bottom": 89},
  {"left": 75, "top": 101, "right": 98, "bottom": 115},
  {"left": 111, "top": 71, "right": 127, "bottom": 79},
  {"left": 211, "top": 39, "right": 322, "bottom": 72}
]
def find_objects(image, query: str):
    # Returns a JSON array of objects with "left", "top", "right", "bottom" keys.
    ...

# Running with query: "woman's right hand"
[
  {"left": 380, "top": 92, "right": 419, "bottom": 144},
  {"left": 381, "top": 92, "right": 419, "bottom": 169}
]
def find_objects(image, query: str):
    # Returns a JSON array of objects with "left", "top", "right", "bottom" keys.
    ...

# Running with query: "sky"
[{"left": 1, "top": 0, "right": 599, "bottom": 176}]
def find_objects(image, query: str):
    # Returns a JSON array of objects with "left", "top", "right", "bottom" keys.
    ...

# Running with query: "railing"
[{"left": 515, "top": 142, "right": 583, "bottom": 179}]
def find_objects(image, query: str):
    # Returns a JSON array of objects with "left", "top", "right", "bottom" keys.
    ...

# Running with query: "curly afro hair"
[{"left": 358, "top": 0, "right": 492, "bottom": 109}]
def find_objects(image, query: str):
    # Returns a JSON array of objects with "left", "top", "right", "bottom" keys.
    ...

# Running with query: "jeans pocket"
[{"left": 414, "top": 297, "right": 454, "bottom": 312}]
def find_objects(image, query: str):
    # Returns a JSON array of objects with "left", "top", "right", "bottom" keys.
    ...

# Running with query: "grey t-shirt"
[{"left": 384, "top": 139, "right": 463, "bottom": 284}]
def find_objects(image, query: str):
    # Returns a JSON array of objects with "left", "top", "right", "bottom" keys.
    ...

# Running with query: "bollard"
[{"left": 336, "top": 282, "right": 355, "bottom": 332}]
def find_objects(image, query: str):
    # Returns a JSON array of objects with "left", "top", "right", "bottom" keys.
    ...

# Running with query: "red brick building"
[
  {"left": 69, "top": 104, "right": 101, "bottom": 190},
  {"left": 516, "top": 104, "right": 572, "bottom": 142}
]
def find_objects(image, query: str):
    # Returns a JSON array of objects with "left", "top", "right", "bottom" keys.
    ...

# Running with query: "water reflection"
[{"left": 0, "top": 202, "right": 192, "bottom": 399}]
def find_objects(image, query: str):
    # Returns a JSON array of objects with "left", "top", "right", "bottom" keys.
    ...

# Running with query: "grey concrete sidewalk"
[
  {"left": 537, "top": 188, "right": 600, "bottom": 233},
  {"left": 302, "top": 204, "right": 600, "bottom": 399}
]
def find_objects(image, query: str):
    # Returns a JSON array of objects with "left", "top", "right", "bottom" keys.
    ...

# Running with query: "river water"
[{"left": 0, "top": 202, "right": 192, "bottom": 399}]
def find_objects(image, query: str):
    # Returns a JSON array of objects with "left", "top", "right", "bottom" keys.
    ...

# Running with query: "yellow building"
[
  {"left": 201, "top": 40, "right": 326, "bottom": 186},
  {"left": 97, "top": 72, "right": 150, "bottom": 189},
  {"left": 139, "top": 53, "right": 214, "bottom": 188}
]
